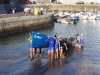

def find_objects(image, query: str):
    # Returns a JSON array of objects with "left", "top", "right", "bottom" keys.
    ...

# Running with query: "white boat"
[
  {"left": 59, "top": 15, "right": 67, "bottom": 18},
  {"left": 64, "top": 11, "right": 70, "bottom": 15},
  {"left": 57, "top": 11, "right": 67, "bottom": 18},
  {"left": 87, "top": 12, "right": 97, "bottom": 20},
  {"left": 60, "top": 19, "right": 69, "bottom": 24},
  {"left": 57, "top": 18, "right": 76, "bottom": 24},
  {"left": 79, "top": 12, "right": 88, "bottom": 20},
  {"left": 87, "top": 15, "right": 97, "bottom": 20},
  {"left": 81, "top": 15, "right": 88, "bottom": 20}
]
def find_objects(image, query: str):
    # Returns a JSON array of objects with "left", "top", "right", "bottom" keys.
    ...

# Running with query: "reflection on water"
[
  {"left": 29, "top": 58, "right": 64, "bottom": 69},
  {"left": 48, "top": 59, "right": 63, "bottom": 69},
  {"left": 30, "top": 59, "right": 42, "bottom": 68}
]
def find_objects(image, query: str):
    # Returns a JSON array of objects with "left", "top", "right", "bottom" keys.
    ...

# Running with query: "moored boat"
[
  {"left": 87, "top": 15, "right": 97, "bottom": 20},
  {"left": 59, "top": 15, "right": 67, "bottom": 18},
  {"left": 57, "top": 17, "right": 78, "bottom": 24},
  {"left": 81, "top": 15, "right": 88, "bottom": 20}
]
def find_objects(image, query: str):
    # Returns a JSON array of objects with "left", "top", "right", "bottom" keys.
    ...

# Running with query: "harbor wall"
[
  {"left": 26, "top": 4, "right": 100, "bottom": 12},
  {"left": 0, "top": 14, "right": 54, "bottom": 36},
  {"left": 51, "top": 4, "right": 100, "bottom": 12}
]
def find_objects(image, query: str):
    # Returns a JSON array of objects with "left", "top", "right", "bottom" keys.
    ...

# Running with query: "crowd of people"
[
  {"left": 24, "top": 7, "right": 32, "bottom": 16},
  {"left": 11, "top": 6, "right": 43, "bottom": 17},
  {"left": 28, "top": 33, "right": 84, "bottom": 61},
  {"left": 24, "top": 6, "right": 44, "bottom": 16}
]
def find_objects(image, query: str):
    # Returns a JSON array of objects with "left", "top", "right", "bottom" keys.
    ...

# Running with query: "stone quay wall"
[
  {"left": 27, "top": 4, "right": 100, "bottom": 12},
  {"left": 0, "top": 14, "right": 54, "bottom": 36},
  {"left": 51, "top": 4, "right": 100, "bottom": 12}
]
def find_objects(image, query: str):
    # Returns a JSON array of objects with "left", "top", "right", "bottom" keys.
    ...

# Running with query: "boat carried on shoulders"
[{"left": 31, "top": 31, "right": 75, "bottom": 48}]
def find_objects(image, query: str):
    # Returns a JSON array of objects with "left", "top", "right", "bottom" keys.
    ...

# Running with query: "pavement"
[
  {"left": 0, "top": 4, "right": 49, "bottom": 19},
  {"left": 0, "top": 4, "right": 25, "bottom": 18},
  {"left": 0, "top": 5, "right": 7, "bottom": 14}
]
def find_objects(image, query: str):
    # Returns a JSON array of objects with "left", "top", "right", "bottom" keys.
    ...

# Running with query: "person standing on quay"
[
  {"left": 33, "top": 7, "right": 38, "bottom": 16},
  {"left": 28, "top": 7, "right": 31, "bottom": 16},
  {"left": 12, "top": 9, "right": 15, "bottom": 17},
  {"left": 40, "top": 7, "right": 43, "bottom": 15},
  {"left": 24, "top": 7, "right": 28, "bottom": 16}
]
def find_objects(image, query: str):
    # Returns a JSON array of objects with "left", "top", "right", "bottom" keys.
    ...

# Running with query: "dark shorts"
[{"left": 35, "top": 48, "right": 41, "bottom": 54}]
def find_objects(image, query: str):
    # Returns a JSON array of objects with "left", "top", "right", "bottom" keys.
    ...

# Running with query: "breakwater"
[
  {"left": 0, "top": 14, "right": 54, "bottom": 36},
  {"left": 27, "top": 4, "right": 100, "bottom": 12},
  {"left": 52, "top": 4, "right": 100, "bottom": 12}
]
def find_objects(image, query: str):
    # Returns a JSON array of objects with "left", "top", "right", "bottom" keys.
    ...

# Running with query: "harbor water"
[{"left": 0, "top": 20, "right": 100, "bottom": 75}]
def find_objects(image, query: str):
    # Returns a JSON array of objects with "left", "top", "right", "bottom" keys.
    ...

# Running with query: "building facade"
[
  {"left": 0, "top": 0, "right": 28, "bottom": 4},
  {"left": 0, "top": 0, "right": 99, "bottom": 4}
]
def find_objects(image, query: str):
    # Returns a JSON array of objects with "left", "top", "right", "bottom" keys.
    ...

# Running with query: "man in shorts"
[
  {"left": 45, "top": 35, "right": 54, "bottom": 60},
  {"left": 54, "top": 35, "right": 59, "bottom": 59},
  {"left": 28, "top": 33, "right": 35, "bottom": 60},
  {"left": 59, "top": 38, "right": 68, "bottom": 58}
]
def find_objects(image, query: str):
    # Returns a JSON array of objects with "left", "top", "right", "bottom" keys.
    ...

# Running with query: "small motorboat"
[
  {"left": 81, "top": 15, "right": 88, "bottom": 20},
  {"left": 57, "top": 17, "right": 78, "bottom": 24},
  {"left": 87, "top": 15, "right": 97, "bottom": 20},
  {"left": 59, "top": 15, "right": 67, "bottom": 18}
]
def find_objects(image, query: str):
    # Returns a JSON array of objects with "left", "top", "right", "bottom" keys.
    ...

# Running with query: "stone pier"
[{"left": 0, "top": 14, "right": 54, "bottom": 36}]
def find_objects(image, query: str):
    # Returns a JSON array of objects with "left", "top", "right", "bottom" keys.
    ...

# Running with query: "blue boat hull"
[
  {"left": 31, "top": 31, "right": 48, "bottom": 48},
  {"left": 31, "top": 31, "right": 76, "bottom": 49}
]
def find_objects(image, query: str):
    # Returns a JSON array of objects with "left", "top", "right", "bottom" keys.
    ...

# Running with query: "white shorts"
[{"left": 60, "top": 46, "right": 63, "bottom": 50}]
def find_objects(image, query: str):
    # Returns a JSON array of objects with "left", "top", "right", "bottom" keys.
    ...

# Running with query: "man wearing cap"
[{"left": 45, "top": 35, "right": 54, "bottom": 60}]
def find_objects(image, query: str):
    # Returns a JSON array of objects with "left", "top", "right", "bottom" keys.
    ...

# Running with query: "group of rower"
[
  {"left": 74, "top": 33, "right": 84, "bottom": 49},
  {"left": 28, "top": 32, "right": 84, "bottom": 60},
  {"left": 28, "top": 33, "right": 68, "bottom": 60},
  {"left": 45, "top": 33, "right": 68, "bottom": 61}
]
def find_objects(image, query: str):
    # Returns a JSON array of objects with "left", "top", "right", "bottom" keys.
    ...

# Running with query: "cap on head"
[
  {"left": 76, "top": 33, "right": 79, "bottom": 36},
  {"left": 47, "top": 34, "right": 51, "bottom": 37},
  {"left": 80, "top": 33, "right": 83, "bottom": 36},
  {"left": 54, "top": 35, "right": 57, "bottom": 38}
]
